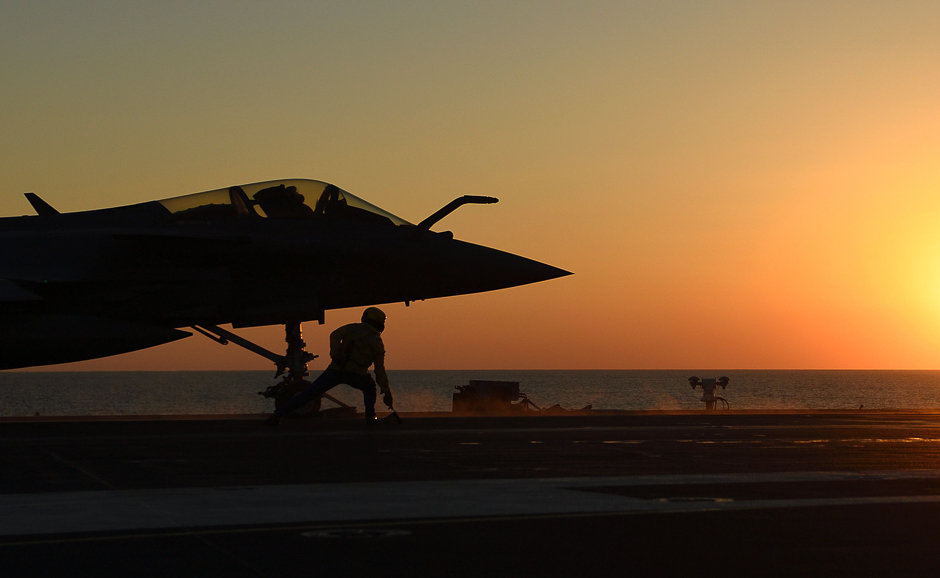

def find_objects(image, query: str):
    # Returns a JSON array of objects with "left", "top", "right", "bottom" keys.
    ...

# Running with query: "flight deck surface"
[{"left": 3, "top": 412, "right": 940, "bottom": 576}]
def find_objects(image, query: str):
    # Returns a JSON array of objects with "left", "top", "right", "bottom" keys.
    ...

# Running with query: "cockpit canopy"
[{"left": 157, "top": 179, "right": 411, "bottom": 227}]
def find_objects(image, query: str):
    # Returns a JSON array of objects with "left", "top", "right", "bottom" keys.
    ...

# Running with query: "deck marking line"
[{"left": 4, "top": 469, "right": 940, "bottom": 537}]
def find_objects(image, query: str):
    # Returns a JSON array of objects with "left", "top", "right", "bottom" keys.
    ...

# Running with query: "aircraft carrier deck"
[{"left": 4, "top": 411, "right": 940, "bottom": 577}]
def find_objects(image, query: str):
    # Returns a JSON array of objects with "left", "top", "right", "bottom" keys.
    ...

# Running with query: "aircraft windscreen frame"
[{"left": 157, "top": 179, "right": 412, "bottom": 226}]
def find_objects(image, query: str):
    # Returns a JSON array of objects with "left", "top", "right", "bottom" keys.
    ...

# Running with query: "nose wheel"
[
  {"left": 191, "top": 321, "right": 353, "bottom": 418},
  {"left": 267, "top": 321, "right": 320, "bottom": 416}
]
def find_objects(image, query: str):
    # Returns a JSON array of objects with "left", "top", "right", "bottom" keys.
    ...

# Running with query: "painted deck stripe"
[{"left": 3, "top": 469, "right": 940, "bottom": 538}]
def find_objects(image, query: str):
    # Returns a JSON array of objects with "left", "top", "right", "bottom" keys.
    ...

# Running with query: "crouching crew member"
[{"left": 264, "top": 307, "right": 392, "bottom": 425}]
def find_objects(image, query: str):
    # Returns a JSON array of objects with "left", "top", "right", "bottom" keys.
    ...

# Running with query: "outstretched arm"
[
  {"left": 373, "top": 344, "right": 392, "bottom": 407},
  {"left": 374, "top": 354, "right": 390, "bottom": 393}
]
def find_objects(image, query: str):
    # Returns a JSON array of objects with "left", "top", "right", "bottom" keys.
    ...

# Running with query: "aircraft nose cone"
[
  {"left": 499, "top": 253, "right": 572, "bottom": 287},
  {"left": 436, "top": 241, "right": 572, "bottom": 296}
]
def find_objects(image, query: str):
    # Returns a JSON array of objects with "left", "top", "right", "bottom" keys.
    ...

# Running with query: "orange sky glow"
[{"left": 2, "top": 2, "right": 940, "bottom": 370}]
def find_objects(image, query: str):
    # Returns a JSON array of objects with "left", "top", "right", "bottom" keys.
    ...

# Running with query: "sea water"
[{"left": 3, "top": 370, "right": 940, "bottom": 417}]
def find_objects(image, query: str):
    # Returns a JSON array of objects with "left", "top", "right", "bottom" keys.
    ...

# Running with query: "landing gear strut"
[
  {"left": 266, "top": 321, "right": 320, "bottom": 416},
  {"left": 192, "top": 322, "right": 354, "bottom": 418}
]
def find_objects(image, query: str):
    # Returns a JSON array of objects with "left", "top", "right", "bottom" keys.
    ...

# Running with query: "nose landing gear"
[
  {"left": 191, "top": 321, "right": 354, "bottom": 417},
  {"left": 265, "top": 321, "right": 320, "bottom": 416}
]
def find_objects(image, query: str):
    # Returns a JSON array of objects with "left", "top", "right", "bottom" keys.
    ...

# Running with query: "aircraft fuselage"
[{"left": 0, "top": 179, "right": 569, "bottom": 369}]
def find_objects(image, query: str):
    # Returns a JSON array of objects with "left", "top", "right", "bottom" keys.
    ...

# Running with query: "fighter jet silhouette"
[{"left": 1, "top": 179, "right": 570, "bottom": 376}]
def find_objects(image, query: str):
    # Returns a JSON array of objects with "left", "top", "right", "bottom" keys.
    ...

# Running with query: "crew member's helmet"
[{"left": 362, "top": 307, "right": 386, "bottom": 332}]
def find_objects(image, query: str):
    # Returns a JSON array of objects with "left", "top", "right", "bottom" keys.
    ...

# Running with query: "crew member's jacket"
[{"left": 328, "top": 322, "right": 390, "bottom": 393}]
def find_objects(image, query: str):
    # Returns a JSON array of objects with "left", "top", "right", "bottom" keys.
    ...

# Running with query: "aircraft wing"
[
  {"left": 0, "top": 274, "right": 196, "bottom": 369},
  {"left": 0, "top": 313, "right": 192, "bottom": 370},
  {"left": 0, "top": 278, "right": 42, "bottom": 302}
]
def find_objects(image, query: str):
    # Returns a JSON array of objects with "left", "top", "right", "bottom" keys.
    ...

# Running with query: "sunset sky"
[{"left": 3, "top": 1, "right": 940, "bottom": 370}]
